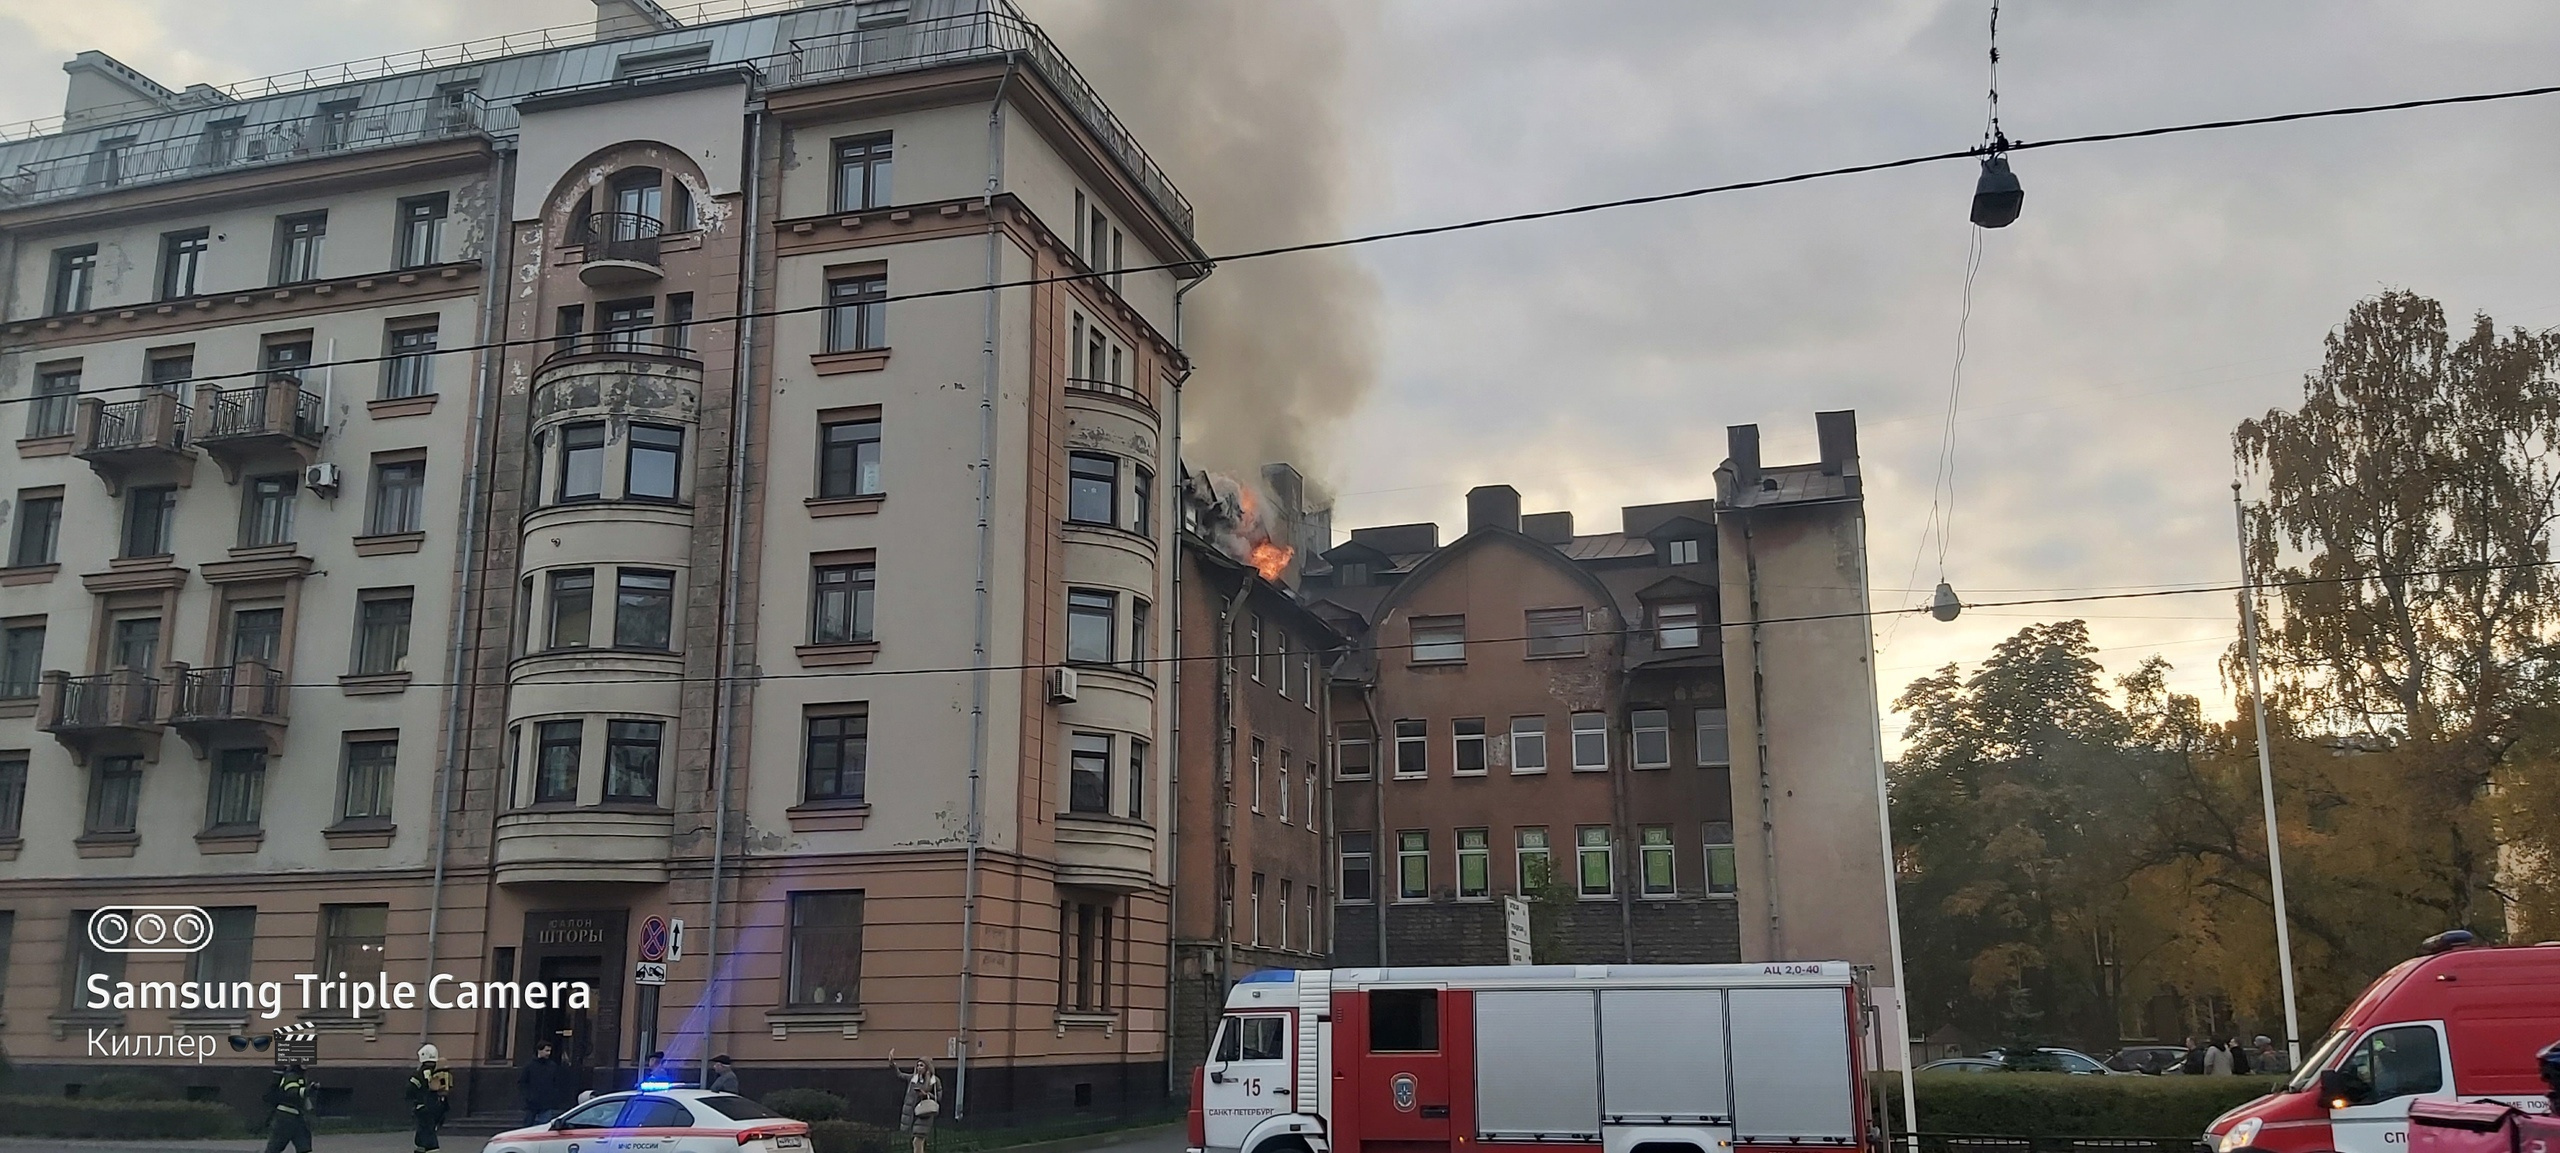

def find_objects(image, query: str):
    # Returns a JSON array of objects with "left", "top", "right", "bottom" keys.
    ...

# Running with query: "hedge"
[
  {"left": 0, "top": 1095, "right": 239, "bottom": 1139},
  {"left": 810, "top": 1119, "right": 902, "bottom": 1153},
  {"left": 766, "top": 1087, "right": 853, "bottom": 1121},
  {"left": 1878, "top": 1073, "right": 2292, "bottom": 1137}
]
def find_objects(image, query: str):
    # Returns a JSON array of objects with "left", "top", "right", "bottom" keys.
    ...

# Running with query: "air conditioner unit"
[
  {"left": 304, "top": 462, "right": 341, "bottom": 495},
  {"left": 1048, "top": 667, "right": 1079, "bottom": 703}
]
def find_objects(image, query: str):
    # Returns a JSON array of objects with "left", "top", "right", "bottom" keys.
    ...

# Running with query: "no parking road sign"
[{"left": 638, "top": 915, "right": 669, "bottom": 963}]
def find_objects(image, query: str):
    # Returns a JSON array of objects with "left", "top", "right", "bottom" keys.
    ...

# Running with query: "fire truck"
[{"left": 1186, "top": 963, "right": 1877, "bottom": 1153}]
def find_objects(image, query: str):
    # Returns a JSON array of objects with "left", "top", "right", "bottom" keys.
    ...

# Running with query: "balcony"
[
  {"left": 73, "top": 393, "right": 192, "bottom": 493},
  {"left": 1053, "top": 813, "right": 1157, "bottom": 892},
  {"left": 494, "top": 808, "right": 673, "bottom": 886},
  {"left": 39, "top": 670, "right": 164, "bottom": 762},
  {"left": 0, "top": 92, "right": 487, "bottom": 208},
  {"left": 193, "top": 379, "right": 323, "bottom": 482},
  {"left": 532, "top": 336, "right": 703, "bottom": 426},
  {"left": 168, "top": 662, "right": 288, "bottom": 757},
  {"left": 575, "top": 212, "right": 663, "bottom": 287}
]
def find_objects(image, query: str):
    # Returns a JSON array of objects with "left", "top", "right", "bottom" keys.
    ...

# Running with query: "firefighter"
[
  {"left": 263, "top": 1063, "right": 317, "bottom": 1153},
  {"left": 405, "top": 1044, "right": 453, "bottom": 1152}
]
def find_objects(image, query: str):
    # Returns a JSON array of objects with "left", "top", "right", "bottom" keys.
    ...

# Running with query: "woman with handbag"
[{"left": 895, "top": 1055, "right": 943, "bottom": 1153}]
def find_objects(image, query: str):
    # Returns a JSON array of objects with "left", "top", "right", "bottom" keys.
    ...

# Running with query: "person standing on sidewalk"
[
  {"left": 263, "top": 1063, "right": 318, "bottom": 1153},
  {"left": 519, "top": 1041, "right": 576, "bottom": 1126},
  {"left": 706, "top": 1054, "right": 740, "bottom": 1094},
  {"left": 896, "top": 1055, "right": 943, "bottom": 1153},
  {"left": 406, "top": 1044, "right": 453, "bottom": 1153}
]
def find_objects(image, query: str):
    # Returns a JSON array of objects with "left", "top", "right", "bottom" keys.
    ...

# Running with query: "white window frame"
[
  {"left": 1393, "top": 719, "right": 1428, "bottom": 780},
  {"left": 1571, "top": 712, "right": 1609, "bottom": 771},
  {"left": 1396, "top": 830, "right": 1430, "bottom": 901},
  {"left": 1510, "top": 716, "right": 1547, "bottom": 774},
  {"left": 1336, "top": 724, "right": 1373, "bottom": 780},
  {"left": 1250, "top": 738, "right": 1265, "bottom": 813},
  {"left": 1657, "top": 602, "right": 1702, "bottom": 649},
  {"left": 1516, "top": 827, "right": 1551, "bottom": 894},
  {"left": 1278, "top": 762, "right": 1291, "bottom": 824},
  {"left": 1410, "top": 614, "right": 1465, "bottom": 663},
  {"left": 1639, "top": 825, "right": 1676, "bottom": 898},
  {"left": 1456, "top": 828, "right": 1490, "bottom": 900},
  {"left": 1576, "top": 825, "right": 1614, "bottom": 899},
  {"left": 1666, "top": 538, "right": 1700, "bottom": 565},
  {"left": 1452, "top": 718, "right": 1488, "bottom": 776},
  {"left": 1632, "top": 709, "right": 1672, "bottom": 769},
  {"left": 1696, "top": 708, "right": 1731, "bottom": 767}
]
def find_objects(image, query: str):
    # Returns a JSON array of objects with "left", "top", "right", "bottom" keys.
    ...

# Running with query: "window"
[
  {"left": 819, "top": 419, "right": 883, "bottom": 498},
  {"left": 27, "top": 369, "right": 78, "bottom": 438},
  {"left": 554, "top": 304, "right": 585, "bottom": 354},
  {"left": 1577, "top": 826, "right": 1614, "bottom": 897},
  {"left": 1278, "top": 761, "right": 1291, "bottom": 823},
  {"left": 1132, "top": 466, "right": 1153, "bottom": 534},
  {"left": 804, "top": 709, "right": 867, "bottom": 803},
  {"left": 1069, "top": 732, "right": 1112, "bottom": 815},
  {"left": 825, "top": 275, "right": 887, "bottom": 352},
  {"left": 1632, "top": 709, "right": 1672, "bottom": 768},
  {"left": 147, "top": 353, "right": 193, "bottom": 394},
  {"left": 1397, "top": 831, "right": 1429, "bottom": 900},
  {"left": 1249, "top": 616, "right": 1266, "bottom": 683},
  {"left": 1571, "top": 712, "right": 1609, "bottom": 771},
  {"left": 10, "top": 492, "right": 61, "bottom": 566},
  {"left": 48, "top": 245, "right": 97, "bottom": 314},
  {"left": 1127, "top": 739, "right": 1148, "bottom": 820},
  {"left": 832, "top": 134, "right": 894, "bottom": 211},
  {"left": 66, "top": 910, "right": 127, "bottom": 1006},
  {"left": 1250, "top": 738, "right": 1265, "bottom": 813},
  {"left": 1066, "top": 589, "right": 1116, "bottom": 663},
  {"left": 1279, "top": 880, "right": 1292, "bottom": 949},
  {"left": 1303, "top": 654, "right": 1317, "bottom": 709},
  {"left": 87, "top": 755, "right": 143, "bottom": 834},
  {"left": 1249, "top": 873, "right": 1265, "bottom": 945},
  {"left": 607, "top": 169, "right": 664, "bottom": 232},
  {"left": 1453, "top": 718, "right": 1487, "bottom": 775},
  {"left": 626, "top": 425, "right": 683, "bottom": 501},
  {"left": 1368, "top": 989, "right": 1438, "bottom": 1053},
  {"left": 319, "top": 904, "right": 389, "bottom": 985},
  {"left": 197, "top": 117, "right": 244, "bottom": 166},
  {"left": 1393, "top": 719, "right": 1427, "bottom": 779},
  {"left": 264, "top": 339, "right": 312, "bottom": 386},
  {"left": 1509, "top": 716, "right": 1547, "bottom": 774},
  {"left": 1696, "top": 708, "right": 1731, "bottom": 767},
  {"left": 317, "top": 98, "right": 361, "bottom": 151},
  {"left": 1059, "top": 900, "right": 1111, "bottom": 1011},
  {"left": 159, "top": 230, "right": 209, "bottom": 299},
  {"left": 1517, "top": 828, "right": 1552, "bottom": 894},
  {"left": 1306, "top": 768, "right": 1318, "bottom": 832},
  {"left": 0, "top": 754, "right": 24, "bottom": 840},
  {"left": 1111, "top": 228, "right": 1125, "bottom": 290},
  {"left": 811, "top": 562, "right": 876, "bottom": 645},
  {"left": 665, "top": 293, "right": 694, "bottom": 351},
  {"left": 396, "top": 193, "right": 447, "bottom": 268},
  {"left": 1526, "top": 607, "right": 1585, "bottom": 657},
  {"left": 1410, "top": 615, "right": 1465, "bottom": 662},
  {"left": 1336, "top": 722, "right": 1373, "bottom": 780},
  {"left": 353, "top": 591, "right": 412, "bottom": 675},
  {"left": 1657, "top": 603, "right": 1702, "bottom": 650},
  {"left": 614, "top": 570, "right": 675, "bottom": 650},
  {"left": 547, "top": 570, "right": 595, "bottom": 649},
  {"left": 1, "top": 624, "right": 42, "bottom": 699},
  {"left": 367, "top": 460, "right": 425, "bottom": 535},
  {"left": 239, "top": 474, "right": 297, "bottom": 547},
  {"left": 534, "top": 721, "right": 582, "bottom": 803},
  {"left": 601, "top": 298, "right": 656, "bottom": 350},
  {"left": 1665, "top": 538, "right": 1701, "bottom": 566},
  {"left": 1127, "top": 598, "right": 1150, "bottom": 674},
  {"left": 1276, "top": 635, "right": 1293, "bottom": 699},
  {"left": 123, "top": 486, "right": 177, "bottom": 558},
  {"left": 1640, "top": 826, "right": 1675, "bottom": 896},
  {"left": 1090, "top": 207, "right": 1110, "bottom": 273},
  {"left": 1067, "top": 453, "right": 1119, "bottom": 525},
  {"left": 382, "top": 326, "right": 437, "bottom": 398},
  {"left": 341, "top": 738, "right": 396, "bottom": 822},
  {"left": 208, "top": 748, "right": 266, "bottom": 829},
  {"left": 1457, "top": 828, "right": 1490, "bottom": 899},
  {"left": 187, "top": 908, "right": 256, "bottom": 985},
  {"left": 110, "top": 617, "right": 160, "bottom": 671},
  {"left": 787, "top": 891, "right": 864, "bottom": 1006},
  {"left": 2341, "top": 1025, "right": 2443, "bottom": 1101},
  {"left": 274, "top": 212, "right": 327, "bottom": 284},
  {"left": 557, "top": 423, "right": 606, "bottom": 502},
  {"left": 604, "top": 720, "right": 663, "bottom": 803},
  {"left": 229, "top": 608, "right": 282, "bottom": 667},
  {"left": 1340, "top": 832, "right": 1374, "bottom": 902},
  {"left": 1704, "top": 821, "right": 1738, "bottom": 895}
]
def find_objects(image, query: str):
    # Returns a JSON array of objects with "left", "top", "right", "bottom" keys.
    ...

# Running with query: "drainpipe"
[
  {"left": 955, "top": 54, "right": 1018, "bottom": 1121},
  {"left": 1854, "top": 508, "right": 1923, "bottom": 1146},
  {"left": 706, "top": 100, "right": 770, "bottom": 1072},
  {"left": 421, "top": 145, "right": 514, "bottom": 1047},
  {"left": 1359, "top": 683, "right": 1388, "bottom": 966},
  {"left": 1740, "top": 513, "right": 1783, "bottom": 958},
  {"left": 1165, "top": 269, "right": 1207, "bottom": 1097},
  {"left": 1213, "top": 577, "right": 1251, "bottom": 1005}
]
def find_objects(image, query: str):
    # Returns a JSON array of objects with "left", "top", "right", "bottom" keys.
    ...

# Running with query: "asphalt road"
[{"left": 0, "top": 1122, "right": 1191, "bottom": 1153}]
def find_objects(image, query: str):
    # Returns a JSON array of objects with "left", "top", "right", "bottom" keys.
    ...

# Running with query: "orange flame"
[{"left": 1251, "top": 539, "right": 1295, "bottom": 581}]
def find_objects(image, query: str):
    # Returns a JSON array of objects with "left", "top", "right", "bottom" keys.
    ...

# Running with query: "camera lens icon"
[{"left": 90, "top": 906, "right": 214, "bottom": 953}]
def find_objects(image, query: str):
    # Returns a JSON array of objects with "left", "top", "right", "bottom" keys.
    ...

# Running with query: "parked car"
[
  {"left": 1919, "top": 1057, "right": 2006, "bottom": 1074},
  {"left": 1979, "top": 1047, "right": 2120, "bottom": 1074},
  {"left": 2111, "top": 1045, "right": 2192, "bottom": 1075}
]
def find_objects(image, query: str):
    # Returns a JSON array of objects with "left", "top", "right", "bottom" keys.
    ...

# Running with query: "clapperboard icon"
[{"left": 272, "top": 1022, "right": 320, "bottom": 1066}]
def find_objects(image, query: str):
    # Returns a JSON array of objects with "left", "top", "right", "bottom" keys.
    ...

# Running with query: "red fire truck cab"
[
  {"left": 2204, "top": 939, "right": 2560, "bottom": 1153},
  {"left": 1187, "top": 963, "right": 1876, "bottom": 1153}
]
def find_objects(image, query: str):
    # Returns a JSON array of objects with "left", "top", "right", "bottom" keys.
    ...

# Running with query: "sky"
[{"left": 10, "top": 1, "right": 2560, "bottom": 741}]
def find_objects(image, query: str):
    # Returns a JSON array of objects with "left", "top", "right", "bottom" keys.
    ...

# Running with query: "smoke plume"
[{"left": 1025, "top": 0, "right": 1382, "bottom": 487}]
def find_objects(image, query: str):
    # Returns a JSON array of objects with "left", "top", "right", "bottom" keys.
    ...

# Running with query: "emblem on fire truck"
[{"left": 1391, "top": 1073, "right": 1417, "bottom": 1112}]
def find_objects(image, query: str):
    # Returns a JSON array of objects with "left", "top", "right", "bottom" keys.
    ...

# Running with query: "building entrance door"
[{"left": 517, "top": 910, "right": 628, "bottom": 1095}]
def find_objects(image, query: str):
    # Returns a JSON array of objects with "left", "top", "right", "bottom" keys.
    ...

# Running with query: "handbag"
[{"left": 915, "top": 1095, "right": 941, "bottom": 1118}]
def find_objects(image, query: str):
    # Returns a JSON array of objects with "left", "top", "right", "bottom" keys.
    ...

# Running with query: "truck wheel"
[{"left": 1254, "top": 1137, "right": 1314, "bottom": 1153}]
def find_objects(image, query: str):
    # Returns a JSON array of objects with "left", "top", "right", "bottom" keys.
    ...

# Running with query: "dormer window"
[
  {"left": 1656, "top": 603, "right": 1701, "bottom": 650},
  {"left": 1665, "top": 539, "right": 1700, "bottom": 566},
  {"left": 1335, "top": 563, "right": 1369, "bottom": 587}
]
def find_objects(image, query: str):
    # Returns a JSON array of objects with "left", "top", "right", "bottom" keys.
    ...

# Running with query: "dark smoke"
[{"left": 1025, "top": 0, "right": 1382, "bottom": 487}]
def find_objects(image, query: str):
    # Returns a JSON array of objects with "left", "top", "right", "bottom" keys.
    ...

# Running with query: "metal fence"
[
  {"left": 202, "top": 382, "right": 325, "bottom": 442},
  {"left": 1900, "top": 1134, "right": 2206, "bottom": 1153},
  {"left": 1, "top": 92, "right": 486, "bottom": 206},
  {"left": 85, "top": 397, "right": 190, "bottom": 453}
]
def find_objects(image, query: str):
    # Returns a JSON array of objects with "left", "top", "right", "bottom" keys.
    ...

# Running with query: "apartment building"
[
  {"left": 0, "top": 0, "right": 1204, "bottom": 1122},
  {"left": 1304, "top": 412, "right": 1903, "bottom": 1057},
  {"left": 1165, "top": 468, "right": 1340, "bottom": 1087}
]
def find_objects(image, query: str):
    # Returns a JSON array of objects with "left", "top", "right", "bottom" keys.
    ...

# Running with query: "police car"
[{"left": 481, "top": 1088, "right": 810, "bottom": 1153}]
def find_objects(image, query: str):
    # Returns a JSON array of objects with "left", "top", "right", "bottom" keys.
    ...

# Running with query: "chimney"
[
  {"left": 1816, "top": 410, "right": 1859, "bottom": 477},
  {"left": 1466, "top": 485, "right": 1522, "bottom": 535},
  {"left": 62, "top": 51, "right": 177, "bottom": 130},
  {"left": 1521, "top": 511, "right": 1575, "bottom": 546},
  {"left": 594, "top": 0, "right": 685, "bottom": 39},
  {"left": 1727, "top": 425, "right": 1762, "bottom": 491}
]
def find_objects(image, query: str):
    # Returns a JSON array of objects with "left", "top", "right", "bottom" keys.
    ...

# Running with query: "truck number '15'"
[{"left": 1246, "top": 1078, "right": 1263, "bottom": 1096}]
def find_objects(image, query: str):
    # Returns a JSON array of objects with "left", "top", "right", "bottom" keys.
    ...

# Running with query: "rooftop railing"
[{"left": 0, "top": 92, "right": 487, "bottom": 207}]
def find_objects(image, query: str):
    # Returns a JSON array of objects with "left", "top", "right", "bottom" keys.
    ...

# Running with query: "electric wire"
[{"left": 12, "top": 79, "right": 2560, "bottom": 407}]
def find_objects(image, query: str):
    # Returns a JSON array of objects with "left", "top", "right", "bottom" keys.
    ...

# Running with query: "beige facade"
[{"left": 0, "top": 0, "right": 1205, "bottom": 1123}]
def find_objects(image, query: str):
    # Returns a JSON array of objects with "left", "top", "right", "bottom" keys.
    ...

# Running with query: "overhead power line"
[
  {"left": 160, "top": 555, "right": 2560, "bottom": 693},
  {"left": 10, "top": 78, "right": 2560, "bottom": 408}
]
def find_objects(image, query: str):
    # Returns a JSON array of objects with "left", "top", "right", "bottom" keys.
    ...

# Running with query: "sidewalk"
[{"left": 0, "top": 1135, "right": 416, "bottom": 1153}]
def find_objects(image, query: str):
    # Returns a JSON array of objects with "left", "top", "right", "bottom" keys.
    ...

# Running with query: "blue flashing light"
[
  {"left": 1238, "top": 969, "right": 1297, "bottom": 984},
  {"left": 638, "top": 1080, "right": 678, "bottom": 1091}
]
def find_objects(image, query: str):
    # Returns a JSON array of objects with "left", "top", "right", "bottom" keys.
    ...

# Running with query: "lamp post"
[{"left": 2232, "top": 481, "right": 2305, "bottom": 1067}]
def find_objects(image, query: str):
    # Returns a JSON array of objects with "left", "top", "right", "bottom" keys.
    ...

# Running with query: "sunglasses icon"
[{"left": 227, "top": 1035, "right": 274, "bottom": 1052}]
